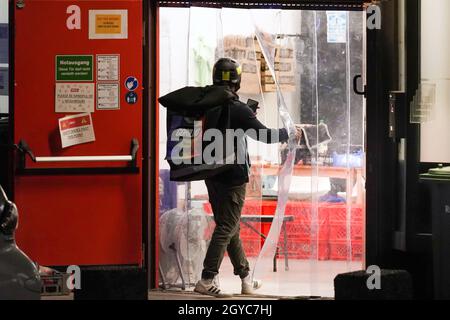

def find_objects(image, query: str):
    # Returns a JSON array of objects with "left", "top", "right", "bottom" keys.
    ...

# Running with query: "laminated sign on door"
[
  {"left": 58, "top": 113, "right": 96, "bottom": 148},
  {"left": 55, "top": 83, "right": 95, "bottom": 113},
  {"left": 89, "top": 10, "right": 128, "bottom": 40}
]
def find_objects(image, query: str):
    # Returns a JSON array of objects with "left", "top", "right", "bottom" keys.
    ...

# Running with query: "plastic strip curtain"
[
  {"left": 158, "top": 8, "right": 190, "bottom": 289},
  {"left": 250, "top": 10, "right": 365, "bottom": 297},
  {"left": 158, "top": 6, "right": 266, "bottom": 290},
  {"left": 158, "top": 6, "right": 365, "bottom": 296},
  {"left": 213, "top": 8, "right": 267, "bottom": 292},
  {"left": 249, "top": 9, "right": 297, "bottom": 290},
  {"left": 250, "top": 9, "right": 322, "bottom": 297}
]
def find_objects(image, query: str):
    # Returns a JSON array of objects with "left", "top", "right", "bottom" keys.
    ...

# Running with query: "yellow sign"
[
  {"left": 89, "top": 10, "right": 128, "bottom": 40},
  {"left": 95, "top": 14, "right": 122, "bottom": 34}
]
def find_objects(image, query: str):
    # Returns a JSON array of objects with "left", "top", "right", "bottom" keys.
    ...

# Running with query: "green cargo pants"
[{"left": 202, "top": 179, "right": 250, "bottom": 280}]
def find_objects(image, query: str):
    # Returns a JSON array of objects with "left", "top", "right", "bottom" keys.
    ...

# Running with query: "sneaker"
[
  {"left": 194, "top": 279, "right": 232, "bottom": 298},
  {"left": 241, "top": 276, "right": 263, "bottom": 295}
]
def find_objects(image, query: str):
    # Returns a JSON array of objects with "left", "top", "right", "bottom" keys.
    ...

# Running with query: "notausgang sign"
[{"left": 56, "top": 55, "right": 94, "bottom": 81}]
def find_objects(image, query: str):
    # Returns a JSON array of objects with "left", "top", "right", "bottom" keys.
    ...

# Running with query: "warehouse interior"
[
  {"left": 0, "top": 0, "right": 449, "bottom": 300},
  {"left": 157, "top": 6, "right": 366, "bottom": 298}
]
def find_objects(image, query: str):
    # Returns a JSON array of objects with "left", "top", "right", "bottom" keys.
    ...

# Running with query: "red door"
[{"left": 13, "top": 0, "right": 143, "bottom": 266}]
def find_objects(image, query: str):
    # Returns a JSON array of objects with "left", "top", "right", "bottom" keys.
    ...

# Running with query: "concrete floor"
[
  {"left": 42, "top": 292, "right": 274, "bottom": 300},
  {"left": 42, "top": 258, "right": 360, "bottom": 300},
  {"left": 42, "top": 291, "right": 278, "bottom": 300},
  {"left": 43, "top": 291, "right": 331, "bottom": 300},
  {"left": 158, "top": 258, "right": 362, "bottom": 299},
  {"left": 149, "top": 290, "right": 279, "bottom": 300}
]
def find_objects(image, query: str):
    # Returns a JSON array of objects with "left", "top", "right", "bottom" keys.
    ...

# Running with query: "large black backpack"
[{"left": 159, "top": 86, "right": 236, "bottom": 182}]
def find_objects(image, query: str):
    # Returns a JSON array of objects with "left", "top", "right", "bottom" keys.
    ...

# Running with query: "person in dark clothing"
[{"left": 194, "top": 58, "right": 301, "bottom": 297}]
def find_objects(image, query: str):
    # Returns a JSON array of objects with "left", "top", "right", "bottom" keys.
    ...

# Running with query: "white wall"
[
  {"left": 0, "top": 0, "right": 8, "bottom": 114},
  {"left": 420, "top": 0, "right": 450, "bottom": 162},
  {"left": 159, "top": 8, "right": 191, "bottom": 170}
]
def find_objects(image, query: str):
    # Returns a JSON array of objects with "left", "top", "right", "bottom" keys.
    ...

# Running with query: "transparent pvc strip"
[
  {"left": 212, "top": 8, "right": 267, "bottom": 293},
  {"left": 158, "top": 7, "right": 194, "bottom": 290},
  {"left": 345, "top": 10, "right": 353, "bottom": 269},
  {"left": 185, "top": 6, "right": 193, "bottom": 287},
  {"left": 309, "top": 10, "right": 320, "bottom": 298},
  {"left": 250, "top": 10, "right": 298, "bottom": 287}
]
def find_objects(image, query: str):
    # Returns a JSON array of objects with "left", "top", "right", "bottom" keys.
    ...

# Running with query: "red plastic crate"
[
  {"left": 223, "top": 238, "right": 261, "bottom": 258},
  {"left": 328, "top": 206, "right": 364, "bottom": 223},
  {"left": 203, "top": 201, "right": 266, "bottom": 215},
  {"left": 205, "top": 200, "right": 363, "bottom": 219},
  {"left": 329, "top": 221, "right": 364, "bottom": 241},
  {"left": 203, "top": 200, "right": 365, "bottom": 261},
  {"left": 329, "top": 240, "right": 363, "bottom": 261},
  {"left": 285, "top": 222, "right": 329, "bottom": 241},
  {"left": 241, "top": 238, "right": 262, "bottom": 257},
  {"left": 285, "top": 238, "right": 329, "bottom": 261},
  {"left": 239, "top": 221, "right": 264, "bottom": 238}
]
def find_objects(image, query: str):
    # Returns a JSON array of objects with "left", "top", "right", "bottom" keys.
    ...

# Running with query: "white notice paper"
[
  {"left": 55, "top": 83, "right": 95, "bottom": 113},
  {"left": 327, "top": 11, "right": 347, "bottom": 43},
  {"left": 97, "top": 55, "right": 120, "bottom": 81},
  {"left": 59, "top": 113, "right": 96, "bottom": 148},
  {"left": 97, "top": 83, "right": 120, "bottom": 110}
]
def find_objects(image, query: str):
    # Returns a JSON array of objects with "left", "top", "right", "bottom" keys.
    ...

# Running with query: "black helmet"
[{"left": 212, "top": 58, "right": 242, "bottom": 92}]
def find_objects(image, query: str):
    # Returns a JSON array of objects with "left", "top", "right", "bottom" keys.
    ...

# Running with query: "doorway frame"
[{"left": 146, "top": 0, "right": 380, "bottom": 291}]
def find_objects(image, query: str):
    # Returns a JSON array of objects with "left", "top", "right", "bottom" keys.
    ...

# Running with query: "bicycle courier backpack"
[{"left": 159, "top": 86, "right": 236, "bottom": 182}]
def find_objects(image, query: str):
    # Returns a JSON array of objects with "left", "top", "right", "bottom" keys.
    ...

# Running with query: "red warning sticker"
[{"left": 59, "top": 113, "right": 95, "bottom": 148}]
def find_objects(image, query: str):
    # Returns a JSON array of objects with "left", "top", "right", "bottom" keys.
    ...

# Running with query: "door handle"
[
  {"left": 16, "top": 139, "right": 140, "bottom": 175},
  {"left": 353, "top": 75, "right": 367, "bottom": 97}
]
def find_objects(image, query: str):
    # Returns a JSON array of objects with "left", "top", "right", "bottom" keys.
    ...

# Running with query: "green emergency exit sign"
[{"left": 56, "top": 55, "right": 93, "bottom": 81}]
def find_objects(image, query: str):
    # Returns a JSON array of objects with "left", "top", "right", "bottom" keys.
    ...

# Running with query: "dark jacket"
[
  {"left": 159, "top": 85, "right": 288, "bottom": 185},
  {"left": 213, "top": 92, "right": 288, "bottom": 186}
]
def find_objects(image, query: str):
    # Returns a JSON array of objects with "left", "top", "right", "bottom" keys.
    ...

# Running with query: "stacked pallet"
[
  {"left": 222, "top": 35, "right": 296, "bottom": 94},
  {"left": 260, "top": 45, "right": 296, "bottom": 92},
  {"left": 223, "top": 36, "right": 261, "bottom": 95}
]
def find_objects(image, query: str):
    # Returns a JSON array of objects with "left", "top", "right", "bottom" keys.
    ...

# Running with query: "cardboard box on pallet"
[
  {"left": 222, "top": 35, "right": 296, "bottom": 94},
  {"left": 241, "top": 60, "right": 262, "bottom": 94},
  {"left": 260, "top": 45, "right": 296, "bottom": 92},
  {"left": 223, "top": 36, "right": 261, "bottom": 94}
]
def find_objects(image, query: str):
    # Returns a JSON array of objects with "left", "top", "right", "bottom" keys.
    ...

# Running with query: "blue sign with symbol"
[
  {"left": 124, "top": 76, "right": 139, "bottom": 91},
  {"left": 126, "top": 91, "right": 138, "bottom": 104}
]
